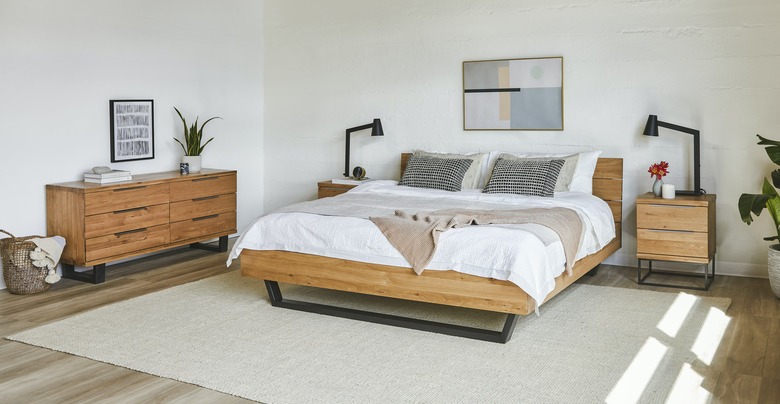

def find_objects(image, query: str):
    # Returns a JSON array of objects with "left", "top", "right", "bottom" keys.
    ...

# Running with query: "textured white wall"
[
  {"left": 265, "top": 0, "right": 780, "bottom": 277},
  {"left": 0, "top": 0, "right": 264, "bottom": 288}
]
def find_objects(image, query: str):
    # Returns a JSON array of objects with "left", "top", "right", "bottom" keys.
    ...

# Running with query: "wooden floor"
[{"left": 1, "top": 244, "right": 779, "bottom": 403}]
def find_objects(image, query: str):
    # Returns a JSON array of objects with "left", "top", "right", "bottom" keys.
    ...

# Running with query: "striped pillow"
[
  {"left": 483, "top": 158, "right": 565, "bottom": 197},
  {"left": 399, "top": 156, "right": 473, "bottom": 192}
]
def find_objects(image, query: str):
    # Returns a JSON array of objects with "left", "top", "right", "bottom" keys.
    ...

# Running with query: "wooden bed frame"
[{"left": 241, "top": 154, "right": 623, "bottom": 343}]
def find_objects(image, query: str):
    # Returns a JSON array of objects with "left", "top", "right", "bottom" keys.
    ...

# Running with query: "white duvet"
[{"left": 228, "top": 180, "right": 616, "bottom": 309}]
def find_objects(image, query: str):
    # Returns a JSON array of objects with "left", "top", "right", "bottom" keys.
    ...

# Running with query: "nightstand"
[
  {"left": 317, "top": 180, "right": 357, "bottom": 199},
  {"left": 635, "top": 192, "right": 716, "bottom": 290}
]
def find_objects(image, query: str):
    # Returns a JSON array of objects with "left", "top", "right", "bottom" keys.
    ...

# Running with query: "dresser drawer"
[
  {"left": 170, "top": 211, "right": 236, "bottom": 242},
  {"left": 170, "top": 174, "right": 236, "bottom": 202},
  {"left": 637, "top": 204, "right": 708, "bottom": 232},
  {"left": 636, "top": 229, "right": 708, "bottom": 259},
  {"left": 170, "top": 193, "right": 236, "bottom": 222},
  {"left": 85, "top": 184, "right": 170, "bottom": 215},
  {"left": 85, "top": 204, "right": 169, "bottom": 239},
  {"left": 85, "top": 224, "right": 170, "bottom": 262}
]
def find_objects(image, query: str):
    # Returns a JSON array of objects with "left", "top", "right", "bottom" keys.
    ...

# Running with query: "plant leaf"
[
  {"left": 757, "top": 134, "right": 780, "bottom": 147},
  {"left": 764, "top": 236, "right": 779, "bottom": 241},
  {"left": 739, "top": 193, "right": 770, "bottom": 224}
]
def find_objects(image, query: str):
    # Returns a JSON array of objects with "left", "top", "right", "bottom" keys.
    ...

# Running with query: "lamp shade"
[
  {"left": 643, "top": 115, "right": 659, "bottom": 137},
  {"left": 371, "top": 119, "right": 384, "bottom": 136}
]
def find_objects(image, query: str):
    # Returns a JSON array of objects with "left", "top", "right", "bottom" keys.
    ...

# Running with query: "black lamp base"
[{"left": 675, "top": 189, "right": 705, "bottom": 196}]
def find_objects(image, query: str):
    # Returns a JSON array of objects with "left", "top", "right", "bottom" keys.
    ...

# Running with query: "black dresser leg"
[{"left": 62, "top": 263, "right": 106, "bottom": 284}]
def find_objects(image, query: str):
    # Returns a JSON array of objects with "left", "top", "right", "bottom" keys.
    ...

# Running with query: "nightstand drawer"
[
  {"left": 85, "top": 184, "right": 170, "bottom": 215},
  {"left": 637, "top": 204, "right": 709, "bottom": 232},
  {"left": 85, "top": 203, "right": 169, "bottom": 239},
  {"left": 85, "top": 224, "right": 170, "bottom": 262},
  {"left": 170, "top": 174, "right": 236, "bottom": 202},
  {"left": 170, "top": 193, "right": 236, "bottom": 222},
  {"left": 170, "top": 211, "right": 236, "bottom": 242},
  {"left": 637, "top": 229, "right": 708, "bottom": 258}
]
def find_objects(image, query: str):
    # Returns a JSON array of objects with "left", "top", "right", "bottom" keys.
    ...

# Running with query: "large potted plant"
[
  {"left": 174, "top": 107, "right": 221, "bottom": 173},
  {"left": 738, "top": 134, "right": 780, "bottom": 298}
]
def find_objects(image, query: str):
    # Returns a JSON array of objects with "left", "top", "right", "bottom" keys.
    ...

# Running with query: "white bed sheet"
[{"left": 228, "top": 180, "right": 616, "bottom": 308}]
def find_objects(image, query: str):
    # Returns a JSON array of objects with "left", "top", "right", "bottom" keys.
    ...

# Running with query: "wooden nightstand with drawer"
[
  {"left": 317, "top": 181, "right": 358, "bottom": 199},
  {"left": 47, "top": 169, "right": 236, "bottom": 284},
  {"left": 635, "top": 193, "right": 716, "bottom": 290}
]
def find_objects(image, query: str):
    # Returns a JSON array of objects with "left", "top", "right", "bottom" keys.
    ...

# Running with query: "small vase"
[
  {"left": 652, "top": 178, "right": 663, "bottom": 197},
  {"left": 182, "top": 155, "right": 202, "bottom": 173}
]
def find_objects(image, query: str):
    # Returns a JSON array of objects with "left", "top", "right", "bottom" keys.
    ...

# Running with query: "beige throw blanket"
[{"left": 370, "top": 208, "right": 582, "bottom": 275}]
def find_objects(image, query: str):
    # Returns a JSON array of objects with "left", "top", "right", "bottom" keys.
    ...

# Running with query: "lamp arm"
[
  {"left": 344, "top": 123, "right": 375, "bottom": 177},
  {"left": 658, "top": 120, "right": 702, "bottom": 195}
]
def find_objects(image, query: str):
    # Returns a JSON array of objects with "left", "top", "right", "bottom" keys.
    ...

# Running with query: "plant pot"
[
  {"left": 768, "top": 244, "right": 780, "bottom": 298},
  {"left": 181, "top": 155, "right": 202, "bottom": 173}
]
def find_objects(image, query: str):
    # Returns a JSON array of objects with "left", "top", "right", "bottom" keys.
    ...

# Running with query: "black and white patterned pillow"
[
  {"left": 483, "top": 158, "right": 565, "bottom": 197},
  {"left": 399, "top": 156, "right": 473, "bottom": 192}
]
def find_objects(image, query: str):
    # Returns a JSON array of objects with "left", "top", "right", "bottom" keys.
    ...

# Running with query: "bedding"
[{"left": 228, "top": 180, "right": 615, "bottom": 309}]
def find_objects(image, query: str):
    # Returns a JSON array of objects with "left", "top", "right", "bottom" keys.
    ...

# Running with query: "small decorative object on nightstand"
[{"left": 636, "top": 192, "right": 716, "bottom": 290}]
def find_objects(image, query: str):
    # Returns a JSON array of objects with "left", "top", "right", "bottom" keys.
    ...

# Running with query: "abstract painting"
[
  {"left": 110, "top": 99, "right": 155, "bottom": 162},
  {"left": 463, "top": 57, "right": 563, "bottom": 130}
]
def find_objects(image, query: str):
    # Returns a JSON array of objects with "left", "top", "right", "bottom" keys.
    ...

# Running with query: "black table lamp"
[
  {"left": 344, "top": 119, "right": 384, "bottom": 177},
  {"left": 643, "top": 115, "right": 703, "bottom": 196}
]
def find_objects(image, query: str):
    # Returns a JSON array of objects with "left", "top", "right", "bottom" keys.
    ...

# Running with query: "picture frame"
[
  {"left": 463, "top": 56, "right": 563, "bottom": 131},
  {"left": 110, "top": 99, "right": 155, "bottom": 162}
]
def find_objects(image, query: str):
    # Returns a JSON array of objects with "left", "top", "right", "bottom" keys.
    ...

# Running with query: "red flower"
[{"left": 648, "top": 161, "right": 669, "bottom": 180}]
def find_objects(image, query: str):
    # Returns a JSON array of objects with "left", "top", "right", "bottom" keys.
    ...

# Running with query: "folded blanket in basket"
[{"left": 29, "top": 236, "right": 66, "bottom": 270}]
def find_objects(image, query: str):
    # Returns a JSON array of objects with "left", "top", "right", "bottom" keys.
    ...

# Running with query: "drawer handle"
[
  {"left": 113, "top": 207, "right": 147, "bottom": 214},
  {"left": 192, "top": 214, "right": 219, "bottom": 221},
  {"left": 192, "top": 177, "right": 219, "bottom": 182},
  {"left": 646, "top": 229, "right": 694, "bottom": 234},
  {"left": 647, "top": 204, "right": 695, "bottom": 208},
  {"left": 192, "top": 195, "right": 219, "bottom": 202},
  {"left": 115, "top": 228, "right": 147, "bottom": 237},
  {"left": 113, "top": 186, "right": 147, "bottom": 192}
]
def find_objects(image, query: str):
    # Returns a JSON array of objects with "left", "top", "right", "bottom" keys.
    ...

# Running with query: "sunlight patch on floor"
[
  {"left": 606, "top": 337, "right": 668, "bottom": 404},
  {"left": 690, "top": 307, "right": 731, "bottom": 366},
  {"left": 665, "top": 363, "right": 710, "bottom": 404},
  {"left": 657, "top": 292, "right": 697, "bottom": 338}
]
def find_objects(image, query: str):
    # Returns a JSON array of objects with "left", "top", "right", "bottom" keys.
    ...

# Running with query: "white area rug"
[{"left": 8, "top": 271, "right": 731, "bottom": 403}]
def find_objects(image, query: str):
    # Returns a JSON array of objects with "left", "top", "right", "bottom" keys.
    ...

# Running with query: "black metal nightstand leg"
[{"left": 637, "top": 257, "right": 715, "bottom": 291}]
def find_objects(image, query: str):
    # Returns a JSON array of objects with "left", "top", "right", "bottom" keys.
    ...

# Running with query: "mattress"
[{"left": 228, "top": 180, "right": 616, "bottom": 308}]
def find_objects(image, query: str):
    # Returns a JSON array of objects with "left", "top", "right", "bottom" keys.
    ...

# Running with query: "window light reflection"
[
  {"left": 606, "top": 337, "right": 668, "bottom": 404},
  {"left": 690, "top": 307, "right": 731, "bottom": 366},
  {"left": 657, "top": 292, "right": 697, "bottom": 338}
]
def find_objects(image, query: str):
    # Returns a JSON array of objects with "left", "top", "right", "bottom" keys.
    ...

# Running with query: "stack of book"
[{"left": 83, "top": 170, "right": 132, "bottom": 184}]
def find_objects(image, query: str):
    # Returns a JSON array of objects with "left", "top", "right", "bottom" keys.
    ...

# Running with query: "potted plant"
[
  {"left": 738, "top": 134, "right": 780, "bottom": 298},
  {"left": 174, "top": 107, "right": 221, "bottom": 173}
]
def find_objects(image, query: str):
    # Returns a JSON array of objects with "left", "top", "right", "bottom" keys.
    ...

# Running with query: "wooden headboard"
[{"left": 400, "top": 153, "right": 623, "bottom": 246}]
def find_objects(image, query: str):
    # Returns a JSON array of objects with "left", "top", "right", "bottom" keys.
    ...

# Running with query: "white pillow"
[
  {"left": 485, "top": 150, "right": 602, "bottom": 194},
  {"left": 412, "top": 150, "right": 488, "bottom": 189}
]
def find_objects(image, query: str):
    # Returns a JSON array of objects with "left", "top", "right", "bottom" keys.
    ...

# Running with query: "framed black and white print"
[
  {"left": 110, "top": 99, "right": 154, "bottom": 162},
  {"left": 463, "top": 57, "right": 563, "bottom": 131}
]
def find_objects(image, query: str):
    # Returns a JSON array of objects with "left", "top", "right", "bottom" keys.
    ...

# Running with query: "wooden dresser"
[
  {"left": 47, "top": 168, "right": 237, "bottom": 283},
  {"left": 635, "top": 192, "right": 716, "bottom": 290}
]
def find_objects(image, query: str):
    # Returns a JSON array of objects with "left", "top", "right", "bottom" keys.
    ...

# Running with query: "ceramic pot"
[
  {"left": 181, "top": 155, "right": 202, "bottom": 173},
  {"left": 768, "top": 244, "right": 780, "bottom": 298},
  {"left": 652, "top": 178, "right": 663, "bottom": 197}
]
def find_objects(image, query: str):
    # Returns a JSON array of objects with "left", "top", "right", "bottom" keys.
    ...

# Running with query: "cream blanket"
[{"left": 370, "top": 208, "right": 582, "bottom": 275}]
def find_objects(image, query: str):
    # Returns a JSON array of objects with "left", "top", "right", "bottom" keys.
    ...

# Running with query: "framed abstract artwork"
[
  {"left": 109, "top": 99, "right": 155, "bottom": 162},
  {"left": 463, "top": 57, "right": 563, "bottom": 131}
]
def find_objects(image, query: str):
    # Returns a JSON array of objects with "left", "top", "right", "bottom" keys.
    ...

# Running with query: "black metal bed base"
[
  {"left": 637, "top": 257, "right": 715, "bottom": 291},
  {"left": 264, "top": 280, "right": 519, "bottom": 343}
]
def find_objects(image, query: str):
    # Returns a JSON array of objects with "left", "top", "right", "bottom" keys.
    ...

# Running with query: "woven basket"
[{"left": 0, "top": 230, "right": 50, "bottom": 294}]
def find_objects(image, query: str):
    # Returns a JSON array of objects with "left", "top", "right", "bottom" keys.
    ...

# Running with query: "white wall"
[
  {"left": 0, "top": 0, "right": 264, "bottom": 289},
  {"left": 264, "top": 0, "right": 780, "bottom": 277}
]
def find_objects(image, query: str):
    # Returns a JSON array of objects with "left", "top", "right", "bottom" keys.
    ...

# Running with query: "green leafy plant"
[
  {"left": 739, "top": 135, "right": 780, "bottom": 242},
  {"left": 173, "top": 107, "right": 221, "bottom": 156}
]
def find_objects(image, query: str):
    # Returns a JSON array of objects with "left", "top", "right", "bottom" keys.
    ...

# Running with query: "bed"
[{"left": 232, "top": 152, "right": 623, "bottom": 343}]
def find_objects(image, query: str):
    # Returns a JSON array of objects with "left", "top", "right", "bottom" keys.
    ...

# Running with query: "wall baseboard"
[{"left": 604, "top": 252, "right": 768, "bottom": 279}]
